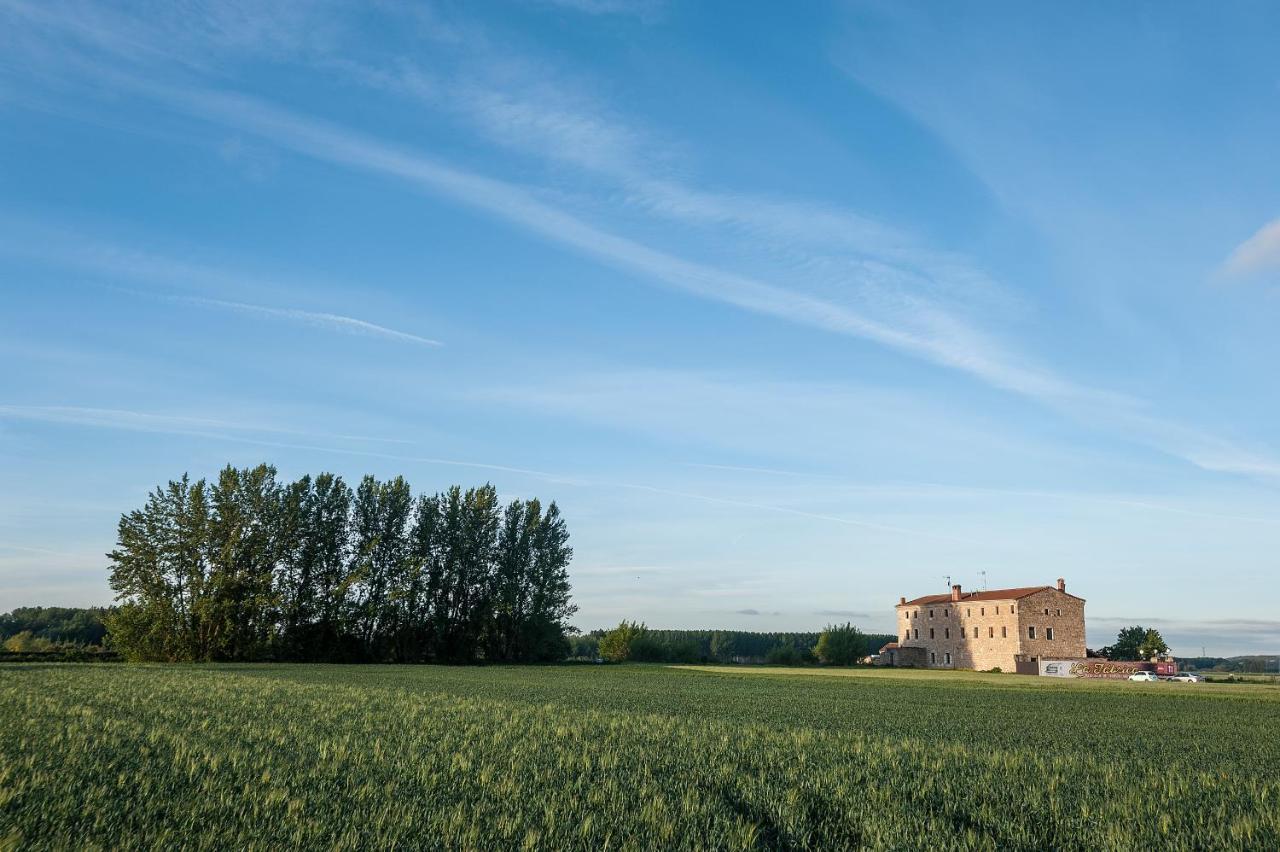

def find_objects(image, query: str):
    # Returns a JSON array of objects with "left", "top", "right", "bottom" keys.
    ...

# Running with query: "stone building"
[{"left": 894, "top": 578, "right": 1086, "bottom": 671}]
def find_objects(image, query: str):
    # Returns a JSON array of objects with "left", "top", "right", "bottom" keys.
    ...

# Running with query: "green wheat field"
[{"left": 2, "top": 664, "right": 1278, "bottom": 850}]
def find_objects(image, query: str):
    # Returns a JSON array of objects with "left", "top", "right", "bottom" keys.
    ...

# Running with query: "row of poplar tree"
[{"left": 107, "top": 465, "right": 576, "bottom": 663}]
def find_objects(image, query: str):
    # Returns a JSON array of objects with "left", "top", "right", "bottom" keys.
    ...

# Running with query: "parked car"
[
  {"left": 1167, "top": 672, "right": 1203, "bottom": 683},
  {"left": 1128, "top": 671, "right": 1160, "bottom": 682}
]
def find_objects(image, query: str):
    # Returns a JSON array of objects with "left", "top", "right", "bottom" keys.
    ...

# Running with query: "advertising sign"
[{"left": 1038, "top": 659, "right": 1154, "bottom": 679}]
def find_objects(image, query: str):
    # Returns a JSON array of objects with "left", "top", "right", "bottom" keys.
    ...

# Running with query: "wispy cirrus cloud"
[
  {"left": 0, "top": 404, "right": 412, "bottom": 445},
  {"left": 135, "top": 83, "right": 1091, "bottom": 406},
  {"left": 531, "top": 0, "right": 663, "bottom": 17},
  {"left": 0, "top": 225, "right": 443, "bottom": 347},
  {"left": 327, "top": 36, "right": 1022, "bottom": 324},
  {"left": 1220, "top": 217, "right": 1280, "bottom": 280},
  {"left": 10, "top": 0, "right": 1025, "bottom": 402},
  {"left": 168, "top": 294, "right": 442, "bottom": 347},
  {"left": 0, "top": 402, "right": 985, "bottom": 546}
]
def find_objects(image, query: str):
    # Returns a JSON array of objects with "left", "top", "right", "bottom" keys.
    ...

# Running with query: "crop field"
[{"left": 2, "top": 664, "right": 1278, "bottom": 850}]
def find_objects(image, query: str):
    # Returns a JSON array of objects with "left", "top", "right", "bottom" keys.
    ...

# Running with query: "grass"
[{"left": 2, "top": 663, "right": 1278, "bottom": 850}]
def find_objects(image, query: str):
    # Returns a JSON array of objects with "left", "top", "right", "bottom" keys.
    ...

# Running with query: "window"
[
  {"left": 944, "top": 628, "right": 950, "bottom": 639},
  {"left": 913, "top": 629, "right": 918, "bottom": 639},
  {"left": 1056, "top": 609, "right": 1061, "bottom": 616},
  {"left": 929, "top": 628, "right": 935, "bottom": 639},
  {"left": 929, "top": 609, "right": 934, "bottom": 618},
  {"left": 966, "top": 608, "right": 971, "bottom": 617},
  {"left": 1011, "top": 605, "right": 1016, "bottom": 613},
  {"left": 930, "top": 652, "right": 937, "bottom": 664},
  {"left": 995, "top": 606, "right": 1000, "bottom": 614},
  {"left": 903, "top": 633, "right": 909, "bottom": 643},
  {"left": 973, "top": 627, "right": 978, "bottom": 638},
  {"left": 980, "top": 607, "right": 985, "bottom": 616},
  {"left": 1044, "top": 608, "right": 1049, "bottom": 615},
  {"left": 1028, "top": 626, "right": 1037, "bottom": 640},
  {"left": 944, "top": 652, "right": 952, "bottom": 665},
  {"left": 944, "top": 608, "right": 949, "bottom": 617},
  {"left": 1046, "top": 628, "right": 1055, "bottom": 641},
  {"left": 1001, "top": 626, "right": 1007, "bottom": 638},
  {"left": 988, "top": 627, "right": 994, "bottom": 639}
]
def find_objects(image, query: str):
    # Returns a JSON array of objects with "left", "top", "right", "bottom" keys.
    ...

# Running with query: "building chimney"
[
  {"left": 1056, "top": 577, "right": 1066, "bottom": 592},
  {"left": 950, "top": 584, "right": 961, "bottom": 602},
  {"left": 899, "top": 596, "right": 906, "bottom": 605}
]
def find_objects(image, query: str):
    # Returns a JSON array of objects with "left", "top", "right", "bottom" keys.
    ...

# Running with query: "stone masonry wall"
[
  {"left": 895, "top": 588, "right": 1086, "bottom": 671},
  {"left": 1015, "top": 589, "right": 1087, "bottom": 661}
]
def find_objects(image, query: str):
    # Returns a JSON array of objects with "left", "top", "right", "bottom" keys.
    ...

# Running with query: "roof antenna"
[
  {"left": 980, "top": 570, "right": 988, "bottom": 591},
  {"left": 944, "top": 574, "right": 951, "bottom": 589}
]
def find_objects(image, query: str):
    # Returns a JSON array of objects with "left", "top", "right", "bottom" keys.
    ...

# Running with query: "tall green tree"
[
  {"left": 430, "top": 485, "right": 500, "bottom": 662},
  {"left": 350, "top": 475, "right": 413, "bottom": 654},
  {"left": 204, "top": 465, "right": 286, "bottom": 660},
  {"left": 277, "top": 474, "right": 356, "bottom": 660},
  {"left": 106, "top": 475, "right": 213, "bottom": 661},
  {"left": 476, "top": 496, "right": 576, "bottom": 663},
  {"left": 1139, "top": 628, "right": 1170, "bottom": 659}
]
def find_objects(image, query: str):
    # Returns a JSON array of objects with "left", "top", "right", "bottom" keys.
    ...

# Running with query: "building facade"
[{"left": 894, "top": 578, "right": 1086, "bottom": 671}]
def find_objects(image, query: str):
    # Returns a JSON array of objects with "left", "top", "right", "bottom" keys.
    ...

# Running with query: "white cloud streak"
[
  {"left": 1221, "top": 217, "right": 1280, "bottom": 279},
  {"left": 173, "top": 294, "right": 443, "bottom": 347},
  {"left": 531, "top": 0, "right": 662, "bottom": 17},
  {"left": 0, "top": 225, "right": 444, "bottom": 348},
  {"left": 0, "top": 404, "right": 413, "bottom": 445}
]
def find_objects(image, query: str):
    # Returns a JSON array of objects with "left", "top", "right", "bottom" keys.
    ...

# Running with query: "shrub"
[
  {"left": 598, "top": 621, "right": 648, "bottom": 662},
  {"left": 814, "top": 623, "right": 867, "bottom": 666}
]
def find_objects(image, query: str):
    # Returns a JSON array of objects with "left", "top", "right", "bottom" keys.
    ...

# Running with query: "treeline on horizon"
[
  {"left": 105, "top": 465, "right": 575, "bottom": 663},
  {"left": 0, "top": 607, "right": 898, "bottom": 667},
  {"left": 0, "top": 606, "right": 108, "bottom": 647},
  {"left": 9, "top": 605, "right": 1271, "bottom": 673},
  {"left": 569, "top": 628, "right": 897, "bottom": 665}
]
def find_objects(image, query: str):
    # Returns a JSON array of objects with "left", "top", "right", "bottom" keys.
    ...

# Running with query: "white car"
[
  {"left": 1167, "top": 672, "right": 1202, "bottom": 683},
  {"left": 1128, "top": 671, "right": 1160, "bottom": 682}
]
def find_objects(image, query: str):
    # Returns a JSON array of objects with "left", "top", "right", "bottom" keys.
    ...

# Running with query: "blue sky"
[{"left": 3, "top": 1, "right": 1280, "bottom": 655}]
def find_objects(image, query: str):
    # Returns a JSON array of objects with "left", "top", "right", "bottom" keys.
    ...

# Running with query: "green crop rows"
[{"left": 2, "top": 664, "right": 1277, "bottom": 850}]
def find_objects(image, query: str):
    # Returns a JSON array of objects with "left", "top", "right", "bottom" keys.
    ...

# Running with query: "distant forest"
[
  {"left": 0, "top": 606, "right": 108, "bottom": 649},
  {"left": 104, "top": 465, "right": 575, "bottom": 664},
  {"left": 571, "top": 629, "right": 897, "bottom": 665}
]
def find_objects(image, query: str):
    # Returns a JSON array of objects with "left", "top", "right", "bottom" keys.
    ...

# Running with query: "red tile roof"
[{"left": 901, "top": 586, "right": 1083, "bottom": 606}]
